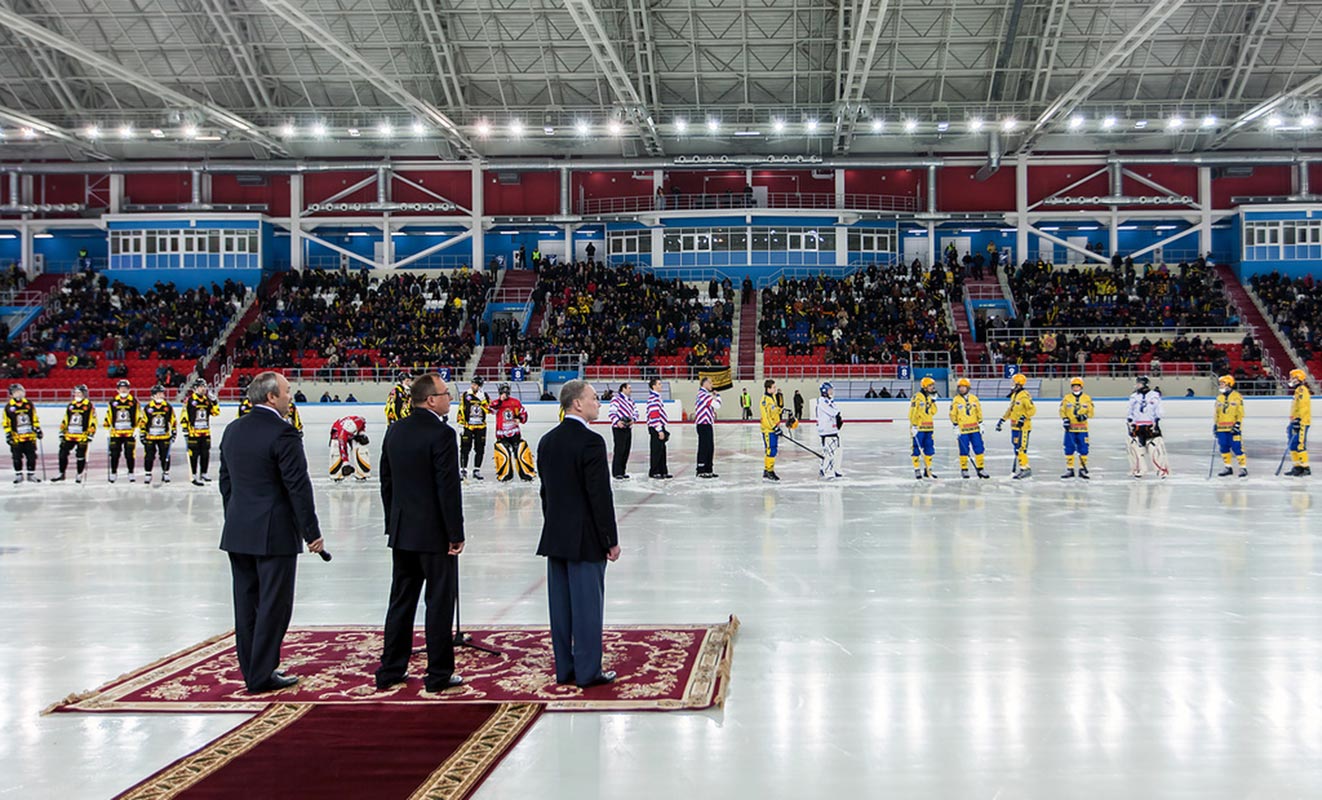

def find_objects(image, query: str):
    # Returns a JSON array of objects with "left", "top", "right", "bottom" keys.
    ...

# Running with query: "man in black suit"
[
  {"left": 536, "top": 379, "right": 621, "bottom": 688},
  {"left": 219, "top": 371, "right": 324, "bottom": 694},
  {"left": 376, "top": 372, "right": 466, "bottom": 692}
]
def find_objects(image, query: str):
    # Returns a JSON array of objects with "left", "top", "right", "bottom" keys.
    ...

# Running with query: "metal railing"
[
  {"left": 964, "top": 283, "right": 1008, "bottom": 301},
  {"left": 764, "top": 364, "right": 903, "bottom": 379},
  {"left": 302, "top": 254, "right": 473, "bottom": 271},
  {"left": 986, "top": 326, "right": 1245, "bottom": 343},
  {"left": 582, "top": 364, "right": 728, "bottom": 381},
  {"left": 581, "top": 191, "right": 918, "bottom": 216},
  {"left": 957, "top": 361, "right": 1216, "bottom": 379}
]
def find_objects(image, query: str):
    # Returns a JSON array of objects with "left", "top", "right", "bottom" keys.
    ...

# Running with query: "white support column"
[
  {"left": 559, "top": 167, "right": 570, "bottom": 216},
  {"left": 289, "top": 175, "right": 304, "bottom": 271},
  {"left": 20, "top": 220, "right": 34, "bottom": 277},
  {"left": 563, "top": 224, "right": 574, "bottom": 263},
  {"left": 109, "top": 174, "right": 124, "bottom": 214},
  {"left": 1015, "top": 156, "right": 1029, "bottom": 267},
  {"left": 652, "top": 169, "right": 664, "bottom": 192},
  {"left": 1109, "top": 209, "right": 1119, "bottom": 257},
  {"left": 20, "top": 175, "right": 33, "bottom": 205},
  {"left": 835, "top": 169, "right": 846, "bottom": 209},
  {"left": 835, "top": 226, "right": 848, "bottom": 266},
  {"left": 381, "top": 214, "right": 393, "bottom": 266},
  {"left": 1198, "top": 166, "right": 1213, "bottom": 258},
  {"left": 652, "top": 228, "right": 664, "bottom": 268},
  {"left": 471, "top": 162, "right": 484, "bottom": 269},
  {"left": 926, "top": 222, "right": 936, "bottom": 267}
]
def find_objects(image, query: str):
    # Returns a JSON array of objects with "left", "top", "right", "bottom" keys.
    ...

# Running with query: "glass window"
[
  {"left": 208, "top": 231, "right": 220, "bottom": 253},
  {"left": 249, "top": 233, "right": 259, "bottom": 254},
  {"left": 752, "top": 229, "right": 769, "bottom": 251},
  {"left": 770, "top": 230, "right": 786, "bottom": 250},
  {"left": 820, "top": 231, "right": 835, "bottom": 251},
  {"left": 788, "top": 232, "right": 802, "bottom": 250},
  {"left": 730, "top": 230, "right": 747, "bottom": 250},
  {"left": 664, "top": 233, "right": 681, "bottom": 252},
  {"left": 146, "top": 233, "right": 156, "bottom": 254}
]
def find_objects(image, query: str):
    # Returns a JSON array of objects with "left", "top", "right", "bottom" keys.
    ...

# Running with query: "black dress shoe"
[
  {"left": 556, "top": 674, "right": 576, "bottom": 685},
  {"left": 423, "top": 674, "right": 464, "bottom": 693},
  {"left": 375, "top": 673, "right": 407, "bottom": 690},
  {"left": 248, "top": 673, "right": 299, "bottom": 694},
  {"left": 576, "top": 670, "right": 616, "bottom": 689}
]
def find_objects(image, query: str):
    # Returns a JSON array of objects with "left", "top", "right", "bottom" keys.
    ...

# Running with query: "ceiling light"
[
  {"left": 84, "top": 125, "right": 100, "bottom": 140},
  {"left": 574, "top": 119, "right": 590, "bottom": 135},
  {"left": 1134, "top": 119, "right": 1149, "bottom": 129},
  {"left": 183, "top": 124, "right": 199, "bottom": 139},
  {"left": 195, "top": 135, "right": 222, "bottom": 142},
  {"left": 870, "top": 118, "right": 884, "bottom": 133},
  {"left": 412, "top": 121, "right": 425, "bottom": 135},
  {"left": 1266, "top": 115, "right": 1283, "bottom": 129},
  {"left": 118, "top": 124, "right": 133, "bottom": 139},
  {"left": 475, "top": 119, "right": 491, "bottom": 137},
  {"left": 772, "top": 118, "right": 785, "bottom": 133},
  {"left": 279, "top": 123, "right": 295, "bottom": 138},
  {"left": 1068, "top": 115, "right": 1085, "bottom": 130},
  {"left": 1166, "top": 116, "right": 1183, "bottom": 130},
  {"left": 1102, "top": 116, "right": 1117, "bottom": 130},
  {"left": 607, "top": 119, "right": 623, "bottom": 136},
  {"left": 21, "top": 127, "right": 37, "bottom": 139},
  {"left": 968, "top": 118, "right": 983, "bottom": 132},
  {"left": 1001, "top": 117, "right": 1017, "bottom": 132},
  {"left": 903, "top": 118, "right": 917, "bottom": 133},
  {"left": 706, "top": 118, "right": 720, "bottom": 133},
  {"left": 150, "top": 128, "right": 165, "bottom": 138},
  {"left": 311, "top": 122, "right": 327, "bottom": 138},
  {"left": 1301, "top": 115, "right": 1317, "bottom": 128},
  {"left": 1201, "top": 115, "right": 1217, "bottom": 128},
  {"left": 347, "top": 127, "right": 361, "bottom": 137},
  {"left": 543, "top": 125, "right": 555, "bottom": 135},
  {"left": 377, "top": 121, "right": 393, "bottom": 137},
  {"left": 674, "top": 118, "right": 688, "bottom": 133},
  {"left": 805, "top": 119, "right": 819, "bottom": 132},
  {"left": 936, "top": 121, "right": 949, "bottom": 132},
  {"left": 509, "top": 119, "right": 524, "bottom": 136}
]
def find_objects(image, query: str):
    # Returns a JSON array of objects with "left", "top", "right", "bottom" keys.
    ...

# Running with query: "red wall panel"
[
  {"left": 483, "top": 171, "right": 558, "bottom": 215},
  {"left": 36, "top": 176, "right": 92, "bottom": 206},
  {"left": 843, "top": 168, "right": 924, "bottom": 199},
  {"left": 1122, "top": 165, "right": 1198, "bottom": 198},
  {"left": 391, "top": 171, "right": 471, "bottom": 211},
  {"left": 935, "top": 166, "right": 1015, "bottom": 211},
  {"left": 574, "top": 170, "right": 651, "bottom": 200},
  {"left": 123, "top": 173, "right": 193, "bottom": 204},
  {"left": 208, "top": 174, "right": 290, "bottom": 215},
  {"left": 1211, "top": 165, "right": 1293, "bottom": 206}
]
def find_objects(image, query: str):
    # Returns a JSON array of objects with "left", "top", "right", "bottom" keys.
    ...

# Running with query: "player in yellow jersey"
[
  {"left": 1059, "top": 377, "right": 1094, "bottom": 479},
  {"left": 996, "top": 372, "right": 1037, "bottom": 479},
  {"left": 1286, "top": 368, "right": 1311, "bottom": 477},
  {"left": 1213, "top": 375, "right": 1247, "bottom": 478},
  {"left": 384, "top": 372, "right": 413, "bottom": 427},
  {"left": 949, "top": 378, "right": 989, "bottom": 479},
  {"left": 909, "top": 376, "right": 940, "bottom": 479},
  {"left": 760, "top": 379, "right": 783, "bottom": 481}
]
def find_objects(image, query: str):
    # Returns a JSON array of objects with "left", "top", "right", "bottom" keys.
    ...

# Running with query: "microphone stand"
[{"left": 452, "top": 558, "right": 501, "bottom": 657}]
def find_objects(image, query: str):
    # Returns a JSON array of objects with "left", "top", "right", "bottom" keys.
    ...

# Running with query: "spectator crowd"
[{"left": 1250, "top": 271, "right": 1322, "bottom": 375}]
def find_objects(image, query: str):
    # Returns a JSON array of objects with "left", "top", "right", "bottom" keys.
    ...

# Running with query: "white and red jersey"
[
  {"left": 331, "top": 415, "right": 367, "bottom": 443},
  {"left": 492, "top": 397, "right": 528, "bottom": 439}
]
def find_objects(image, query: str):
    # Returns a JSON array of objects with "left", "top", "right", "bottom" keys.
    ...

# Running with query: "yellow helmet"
[
  {"left": 1069, "top": 377, "right": 1084, "bottom": 387},
  {"left": 920, "top": 376, "right": 936, "bottom": 389},
  {"left": 956, "top": 377, "right": 971, "bottom": 388},
  {"left": 1011, "top": 373, "right": 1027, "bottom": 386},
  {"left": 1218, "top": 374, "right": 1235, "bottom": 387},
  {"left": 1289, "top": 368, "right": 1307, "bottom": 383}
]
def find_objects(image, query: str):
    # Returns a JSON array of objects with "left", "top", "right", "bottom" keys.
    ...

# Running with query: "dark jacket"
[
  {"left": 219, "top": 407, "right": 321, "bottom": 556},
  {"left": 536, "top": 418, "right": 619, "bottom": 562},
  {"left": 379, "top": 408, "right": 464, "bottom": 552}
]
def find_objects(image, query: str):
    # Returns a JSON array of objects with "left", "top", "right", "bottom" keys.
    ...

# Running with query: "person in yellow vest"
[
  {"left": 1286, "top": 368, "right": 1311, "bottom": 477},
  {"left": 1213, "top": 375, "right": 1247, "bottom": 478},
  {"left": 760, "top": 379, "right": 783, "bottom": 481},
  {"left": 996, "top": 372, "right": 1036, "bottom": 479},
  {"left": 3, "top": 383, "right": 42, "bottom": 483},
  {"left": 183, "top": 378, "right": 221, "bottom": 485},
  {"left": 53, "top": 384, "right": 96, "bottom": 483},
  {"left": 103, "top": 379, "right": 141, "bottom": 482},
  {"left": 139, "top": 384, "right": 177, "bottom": 485},
  {"left": 385, "top": 372, "right": 413, "bottom": 428},
  {"left": 909, "top": 376, "right": 940, "bottom": 479},
  {"left": 949, "top": 377, "right": 989, "bottom": 479},
  {"left": 1059, "top": 377, "right": 1094, "bottom": 479}
]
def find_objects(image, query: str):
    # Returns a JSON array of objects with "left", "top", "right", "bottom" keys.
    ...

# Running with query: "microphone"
[{"left": 318, "top": 550, "right": 333, "bottom": 562}]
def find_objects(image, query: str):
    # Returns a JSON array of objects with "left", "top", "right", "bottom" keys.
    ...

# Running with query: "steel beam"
[
  {"left": 832, "top": 0, "right": 892, "bottom": 154},
  {"left": 1210, "top": 72, "right": 1322, "bottom": 149},
  {"left": 561, "top": 0, "right": 664, "bottom": 155},
  {"left": 0, "top": 105, "right": 110, "bottom": 160}
]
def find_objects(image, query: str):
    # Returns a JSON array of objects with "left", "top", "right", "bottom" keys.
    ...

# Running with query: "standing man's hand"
[
  {"left": 449, "top": 541, "right": 465, "bottom": 556},
  {"left": 307, "top": 537, "right": 325, "bottom": 554},
  {"left": 606, "top": 545, "right": 621, "bottom": 562}
]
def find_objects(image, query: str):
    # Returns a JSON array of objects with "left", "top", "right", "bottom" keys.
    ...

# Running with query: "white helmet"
[{"left": 341, "top": 418, "right": 359, "bottom": 436}]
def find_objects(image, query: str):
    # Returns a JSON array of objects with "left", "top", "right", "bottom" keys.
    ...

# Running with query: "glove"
[
  {"left": 909, "top": 425, "right": 918, "bottom": 439},
  {"left": 1288, "top": 420, "right": 1301, "bottom": 436},
  {"left": 995, "top": 420, "right": 1004, "bottom": 432},
  {"left": 1062, "top": 418, "right": 1072, "bottom": 431},
  {"left": 140, "top": 435, "right": 148, "bottom": 446},
  {"left": 1232, "top": 422, "right": 1241, "bottom": 436},
  {"left": 35, "top": 429, "right": 43, "bottom": 440},
  {"left": 1016, "top": 417, "right": 1027, "bottom": 429},
  {"left": 836, "top": 414, "right": 843, "bottom": 429},
  {"left": 1152, "top": 423, "right": 1162, "bottom": 437},
  {"left": 169, "top": 434, "right": 176, "bottom": 444},
  {"left": 1077, "top": 413, "right": 1088, "bottom": 421},
  {"left": 355, "top": 433, "right": 370, "bottom": 445},
  {"left": 1127, "top": 424, "right": 1137, "bottom": 438},
  {"left": 4, "top": 434, "right": 13, "bottom": 447}
]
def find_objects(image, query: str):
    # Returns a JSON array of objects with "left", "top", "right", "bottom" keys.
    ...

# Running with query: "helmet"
[
  {"left": 1135, "top": 375, "right": 1150, "bottom": 389},
  {"left": 920, "top": 376, "right": 936, "bottom": 390},
  {"left": 471, "top": 376, "right": 484, "bottom": 387},
  {"left": 819, "top": 381, "right": 833, "bottom": 397},
  {"left": 116, "top": 379, "right": 130, "bottom": 389},
  {"left": 498, "top": 383, "right": 511, "bottom": 395},
  {"left": 1289, "top": 368, "right": 1307, "bottom": 384},
  {"left": 341, "top": 418, "right": 359, "bottom": 436},
  {"left": 193, "top": 378, "right": 208, "bottom": 389},
  {"left": 1218, "top": 375, "right": 1235, "bottom": 388},
  {"left": 151, "top": 384, "right": 166, "bottom": 395},
  {"left": 396, "top": 371, "right": 412, "bottom": 384},
  {"left": 956, "top": 378, "right": 971, "bottom": 388},
  {"left": 1011, "top": 373, "right": 1027, "bottom": 386},
  {"left": 8, "top": 383, "right": 24, "bottom": 394},
  {"left": 73, "top": 384, "right": 88, "bottom": 397},
  {"left": 1070, "top": 377, "right": 1084, "bottom": 387}
]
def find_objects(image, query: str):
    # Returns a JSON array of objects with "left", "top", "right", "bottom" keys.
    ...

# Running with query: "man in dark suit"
[
  {"left": 536, "top": 379, "right": 621, "bottom": 688},
  {"left": 219, "top": 371, "right": 324, "bottom": 694},
  {"left": 376, "top": 372, "right": 467, "bottom": 692}
]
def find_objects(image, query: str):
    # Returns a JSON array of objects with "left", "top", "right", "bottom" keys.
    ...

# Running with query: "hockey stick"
[
  {"left": 780, "top": 431, "right": 824, "bottom": 459},
  {"left": 1207, "top": 437, "right": 1218, "bottom": 479},
  {"left": 37, "top": 437, "right": 47, "bottom": 481},
  {"left": 1277, "top": 423, "right": 1296, "bottom": 476}
]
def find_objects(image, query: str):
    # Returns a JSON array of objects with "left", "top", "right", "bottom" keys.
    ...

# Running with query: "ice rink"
[{"left": 2, "top": 398, "right": 1321, "bottom": 798}]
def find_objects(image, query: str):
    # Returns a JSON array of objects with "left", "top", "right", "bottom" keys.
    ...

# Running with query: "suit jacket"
[
  {"left": 219, "top": 407, "right": 321, "bottom": 556},
  {"left": 379, "top": 409, "right": 464, "bottom": 552},
  {"left": 536, "top": 419, "right": 619, "bottom": 562}
]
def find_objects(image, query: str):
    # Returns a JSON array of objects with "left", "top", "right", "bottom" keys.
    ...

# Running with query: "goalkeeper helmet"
[
  {"left": 819, "top": 381, "right": 833, "bottom": 397},
  {"left": 498, "top": 383, "right": 511, "bottom": 395}
]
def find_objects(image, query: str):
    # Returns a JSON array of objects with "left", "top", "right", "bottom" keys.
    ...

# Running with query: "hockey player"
[
  {"left": 1126, "top": 375, "right": 1169, "bottom": 478},
  {"left": 329, "top": 415, "right": 371, "bottom": 481},
  {"left": 1286, "top": 368, "right": 1311, "bottom": 477},
  {"left": 647, "top": 378, "right": 672, "bottom": 479},
  {"left": 949, "top": 377, "right": 990, "bottom": 479},
  {"left": 3, "top": 383, "right": 42, "bottom": 483},
  {"left": 139, "top": 384, "right": 177, "bottom": 485},
  {"left": 384, "top": 372, "right": 413, "bottom": 428},
  {"left": 1213, "top": 375, "right": 1247, "bottom": 478},
  {"left": 458, "top": 377, "right": 491, "bottom": 480},
  {"left": 53, "top": 385, "right": 96, "bottom": 483},
  {"left": 608, "top": 383, "right": 636, "bottom": 479},
  {"left": 816, "top": 382, "right": 843, "bottom": 479},
  {"left": 760, "top": 379, "right": 782, "bottom": 481},
  {"left": 491, "top": 383, "right": 535, "bottom": 481},
  {"left": 996, "top": 372, "right": 1036, "bottom": 479},
  {"left": 237, "top": 396, "right": 303, "bottom": 435},
  {"left": 183, "top": 379, "right": 221, "bottom": 485},
  {"left": 103, "top": 378, "right": 140, "bottom": 482},
  {"left": 693, "top": 376, "right": 721, "bottom": 478},
  {"left": 909, "top": 376, "right": 940, "bottom": 479},
  {"left": 1059, "top": 377, "right": 1094, "bottom": 479}
]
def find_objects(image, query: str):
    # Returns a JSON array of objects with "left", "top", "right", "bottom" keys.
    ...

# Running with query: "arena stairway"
[
  {"left": 951, "top": 299, "right": 984, "bottom": 366},
  {"left": 1215, "top": 264, "right": 1299, "bottom": 382},
  {"left": 473, "top": 345, "right": 506, "bottom": 381},
  {"left": 736, "top": 289, "right": 758, "bottom": 380}
]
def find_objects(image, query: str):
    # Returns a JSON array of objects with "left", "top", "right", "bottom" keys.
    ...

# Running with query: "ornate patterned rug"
[
  {"left": 112, "top": 703, "right": 541, "bottom": 800},
  {"left": 48, "top": 617, "right": 739, "bottom": 714}
]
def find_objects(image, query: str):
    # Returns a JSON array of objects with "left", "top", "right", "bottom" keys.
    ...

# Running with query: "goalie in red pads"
[
  {"left": 329, "top": 415, "right": 371, "bottom": 481},
  {"left": 491, "top": 383, "right": 535, "bottom": 481}
]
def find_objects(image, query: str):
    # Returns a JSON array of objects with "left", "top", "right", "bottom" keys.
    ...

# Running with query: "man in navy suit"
[
  {"left": 219, "top": 371, "right": 325, "bottom": 694},
  {"left": 536, "top": 380, "right": 621, "bottom": 688},
  {"left": 375, "top": 372, "right": 467, "bottom": 692}
]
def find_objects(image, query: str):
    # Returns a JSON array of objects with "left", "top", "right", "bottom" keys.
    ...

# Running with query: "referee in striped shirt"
[
  {"left": 608, "top": 383, "right": 635, "bottom": 479},
  {"left": 694, "top": 377, "right": 721, "bottom": 478},
  {"left": 646, "top": 378, "right": 672, "bottom": 479}
]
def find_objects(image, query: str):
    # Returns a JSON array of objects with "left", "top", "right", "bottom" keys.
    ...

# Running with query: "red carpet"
[
  {"left": 113, "top": 703, "right": 541, "bottom": 800},
  {"left": 49, "top": 618, "right": 738, "bottom": 714}
]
